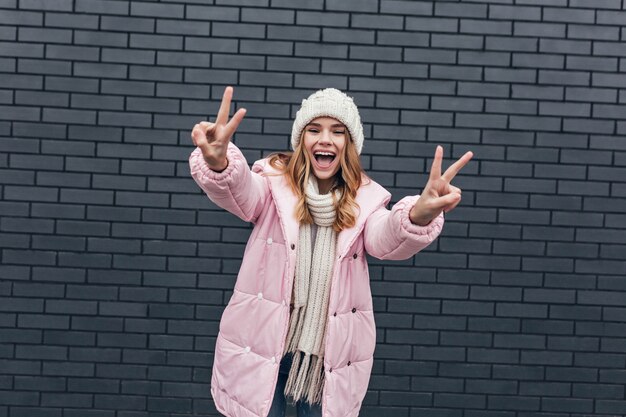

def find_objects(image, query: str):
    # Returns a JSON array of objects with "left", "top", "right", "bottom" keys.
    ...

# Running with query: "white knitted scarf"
[{"left": 284, "top": 174, "right": 341, "bottom": 405}]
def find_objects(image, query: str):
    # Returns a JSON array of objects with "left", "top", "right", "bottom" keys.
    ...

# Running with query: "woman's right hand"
[{"left": 191, "top": 86, "right": 247, "bottom": 171}]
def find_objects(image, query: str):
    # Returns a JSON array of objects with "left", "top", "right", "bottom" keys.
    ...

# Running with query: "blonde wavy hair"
[{"left": 263, "top": 128, "right": 371, "bottom": 233}]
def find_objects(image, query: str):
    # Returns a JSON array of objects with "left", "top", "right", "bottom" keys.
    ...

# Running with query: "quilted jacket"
[{"left": 189, "top": 141, "right": 445, "bottom": 417}]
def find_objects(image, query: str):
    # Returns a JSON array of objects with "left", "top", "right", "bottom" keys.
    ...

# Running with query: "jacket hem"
[
  {"left": 399, "top": 194, "right": 444, "bottom": 237},
  {"left": 190, "top": 142, "right": 242, "bottom": 185},
  {"left": 212, "top": 373, "right": 271, "bottom": 417}
]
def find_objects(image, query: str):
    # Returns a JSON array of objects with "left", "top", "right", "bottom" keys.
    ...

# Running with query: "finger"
[
  {"left": 445, "top": 187, "right": 463, "bottom": 211},
  {"left": 428, "top": 145, "right": 443, "bottom": 183},
  {"left": 191, "top": 124, "right": 204, "bottom": 146},
  {"left": 192, "top": 124, "right": 212, "bottom": 147},
  {"left": 442, "top": 150, "right": 473, "bottom": 183},
  {"left": 431, "top": 192, "right": 461, "bottom": 212},
  {"left": 443, "top": 197, "right": 462, "bottom": 213},
  {"left": 199, "top": 121, "right": 216, "bottom": 138},
  {"left": 223, "top": 107, "right": 247, "bottom": 139},
  {"left": 449, "top": 185, "right": 462, "bottom": 195},
  {"left": 191, "top": 124, "right": 198, "bottom": 145},
  {"left": 215, "top": 86, "right": 233, "bottom": 126}
]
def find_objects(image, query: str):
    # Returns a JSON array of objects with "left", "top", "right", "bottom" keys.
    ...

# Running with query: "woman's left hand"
[{"left": 409, "top": 145, "right": 474, "bottom": 226}]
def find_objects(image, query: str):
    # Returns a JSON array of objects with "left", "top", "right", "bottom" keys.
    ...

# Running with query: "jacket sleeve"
[
  {"left": 189, "top": 141, "right": 270, "bottom": 224},
  {"left": 363, "top": 194, "right": 445, "bottom": 261}
]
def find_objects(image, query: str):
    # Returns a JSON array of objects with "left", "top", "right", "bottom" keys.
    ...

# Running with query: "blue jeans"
[{"left": 267, "top": 351, "right": 323, "bottom": 417}]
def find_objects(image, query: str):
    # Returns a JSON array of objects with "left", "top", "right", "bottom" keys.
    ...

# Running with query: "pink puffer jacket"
[{"left": 189, "top": 141, "right": 444, "bottom": 417}]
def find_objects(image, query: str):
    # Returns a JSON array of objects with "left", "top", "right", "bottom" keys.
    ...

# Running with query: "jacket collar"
[{"left": 259, "top": 159, "right": 391, "bottom": 258}]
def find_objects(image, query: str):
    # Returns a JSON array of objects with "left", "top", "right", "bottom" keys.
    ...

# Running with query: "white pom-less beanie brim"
[{"left": 291, "top": 88, "right": 364, "bottom": 155}]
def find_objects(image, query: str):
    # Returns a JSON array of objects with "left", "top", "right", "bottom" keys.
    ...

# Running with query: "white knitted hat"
[{"left": 291, "top": 88, "right": 365, "bottom": 155}]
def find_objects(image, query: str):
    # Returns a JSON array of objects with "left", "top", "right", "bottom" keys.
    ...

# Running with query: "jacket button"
[
  {"left": 267, "top": 238, "right": 273, "bottom": 245},
  {"left": 258, "top": 292, "right": 263, "bottom": 300},
  {"left": 329, "top": 368, "right": 332, "bottom": 373},
  {"left": 352, "top": 307, "right": 356, "bottom": 313},
  {"left": 271, "top": 356, "right": 276, "bottom": 364},
  {"left": 333, "top": 312, "right": 337, "bottom": 317},
  {"left": 291, "top": 243, "right": 295, "bottom": 250},
  {"left": 347, "top": 361, "right": 351, "bottom": 366},
  {"left": 282, "top": 300, "right": 287, "bottom": 306},
  {"left": 353, "top": 253, "right": 357, "bottom": 259},
  {"left": 245, "top": 346, "right": 251, "bottom": 353}
]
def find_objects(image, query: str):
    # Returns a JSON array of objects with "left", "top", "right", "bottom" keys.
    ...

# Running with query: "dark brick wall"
[{"left": 1, "top": 0, "right": 626, "bottom": 416}]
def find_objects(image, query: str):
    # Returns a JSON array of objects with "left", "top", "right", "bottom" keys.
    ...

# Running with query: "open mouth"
[{"left": 313, "top": 151, "right": 336, "bottom": 169}]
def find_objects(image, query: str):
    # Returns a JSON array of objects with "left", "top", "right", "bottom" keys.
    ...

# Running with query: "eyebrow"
[{"left": 307, "top": 123, "right": 345, "bottom": 128}]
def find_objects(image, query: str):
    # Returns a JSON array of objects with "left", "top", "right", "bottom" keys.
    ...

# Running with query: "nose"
[{"left": 318, "top": 129, "right": 333, "bottom": 145}]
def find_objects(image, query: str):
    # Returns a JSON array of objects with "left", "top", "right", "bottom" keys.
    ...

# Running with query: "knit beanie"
[{"left": 291, "top": 88, "right": 365, "bottom": 155}]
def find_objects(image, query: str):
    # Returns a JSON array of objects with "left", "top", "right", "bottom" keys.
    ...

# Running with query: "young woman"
[{"left": 189, "top": 86, "right": 473, "bottom": 417}]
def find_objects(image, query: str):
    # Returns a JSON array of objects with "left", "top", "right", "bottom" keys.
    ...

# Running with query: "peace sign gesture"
[
  {"left": 191, "top": 86, "right": 247, "bottom": 171},
  {"left": 409, "top": 146, "right": 474, "bottom": 226}
]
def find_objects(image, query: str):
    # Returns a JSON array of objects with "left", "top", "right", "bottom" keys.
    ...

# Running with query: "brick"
[
  {"left": 465, "top": 378, "right": 517, "bottom": 394},
  {"left": 381, "top": 1, "right": 432, "bottom": 15},
  {"left": 406, "top": 17, "right": 458, "bottom": 33},
  {"left": 593, "top": 42, "right": 626, "bottom": 56},
  {"left": 514, "top": 53, "right": 564, "bottom": 69},
  {"left": 327, "top": 0, "right": 378, "bottom": 11},
  {"left": 47, "top": 11, "right": 99, "bottom": 29},
  {"left": 458, "top": 82, "right": 509, "bottom": 98},
  {"left": 74, "top": 0, "right": 126, "bottom": 14},
  {"left": 294, "top": 42, "right": 347, "bottom": 58},
  {"left": 433, "top": 393, "right": 486, "bottom": 409},
  {"left": 485, "top": 36, "right": 537, "bottom": 52},
  {"left": 129, "top": 33, "right": 183, "bottom": 50},
  {"left": 487, "top": 395, "right": 540, "bottom": 411},
  {"left": 514, "top": 22, "right": 565, "bottom": 37},
  {"left": 571, "top": 0, "right": 620, "bottom": 8},
  {"left": 352, "top": 14, "right": 403, "bottom": 31},
  {"left": 570, "top": 24, "right": 619, "bottom": 40},
  {"left": 565, "top": 87, "right": 617, "bottom": 103},
  {"left": 461, "top": 19, "right": 512, "bottom": 35},
  {"left": 455, "top": 114, "right": 506, "bottom": 129},
  {"left": 131, "top": 2, "right": 183, "bottom": 18},
  {"left": 268, "top": 24, "right": 319, "bottom": 41},
  {"left": 486, "top": 67, "right": 536, "bottom": 83},
  {"left": 350, "top": 45, "right": 402, "bottom": 62},
  {"left": 489, "top": 5, "right": 541, "bottom": 20},
  {"left": 241, "top": 7, "right": 293, "bottom": 24},
  {"left": 599, "top": 10, "right": 626, "bottom": 26},
  {"left": 545, "top": 7, "right": 595, "bottom": 23},
  {"left": 322, "top": 59, "right": 374, "bottom": 76},
  {"left": 379, "top": 391, "right": 431, "bottom": 406},
  {"left": 20, "top": 0, "right": 71, "bottom": 11},
  {"left": 0, "top": 42, "right": 43, "bottom": 58},
  {"left": 440, "top": 363, "right": 490, "bottom": 378},
  {"left": 432, "top": 34, "right": 483, "bottom": 49},
  {"left": 485, "top": 99, "right": 537, "bottom": 114},
  {"left": 436, "top": 3, "right": 486, "bottom": 18},
  {"left": 568, "top": 55, "right": 618, "bottom": 72},
  {"left": 270, "top": 0, "right": 324, "bottom": 10},
  {"left": 0, "top": 10, "right": 42, "bottom": 26},
  {"left": 540, "top": 38, "right": 591, "bottom": 54},
  {"left": 459, "top": 51, "right": 509, "bottom": 67},
  {"left": 564, "top": 118, "right": 615, "bottom": 134},
  {"left": 19, "top": 27, "right": 71, "bottom": 44},
  {"left": 296, "top": 10, "right": 347, "bottom": 27},
  {"left": 404, "top": 48, "right": 456, "bottom": 64},
  {"left": 239, "top": 40, "right": 291, "bottom": 56},
  {"left": 267, "top": 56, "right": 319, "bottom": 74}
]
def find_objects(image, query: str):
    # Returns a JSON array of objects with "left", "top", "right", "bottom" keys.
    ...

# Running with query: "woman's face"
[{"left": 303, "top": 116, "right": 347, "bottom": 193}]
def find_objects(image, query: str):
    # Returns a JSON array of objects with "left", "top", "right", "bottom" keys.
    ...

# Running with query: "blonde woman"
[{"left": 189, "top": 86, "right": 473, "bottom": 417}]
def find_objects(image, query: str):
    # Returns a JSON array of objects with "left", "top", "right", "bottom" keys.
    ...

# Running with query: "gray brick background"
[{"left": 1, "top": 0, "right": 626, "bottom": 416}]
